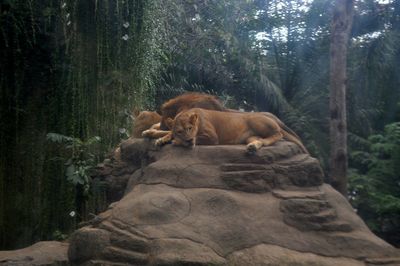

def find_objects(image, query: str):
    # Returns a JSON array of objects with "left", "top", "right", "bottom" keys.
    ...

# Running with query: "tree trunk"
[{"left": 329, "top": 0, "right": 354, "bottom": 197}]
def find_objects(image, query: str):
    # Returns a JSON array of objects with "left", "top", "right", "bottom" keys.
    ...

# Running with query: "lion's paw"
[
  {"left": 155, "top": 137, "right": 166, "bottom": 146},
  {"left": 246, "top": 143, "right": 258, "bottom": 154},
  {"left": 142, "top": 129, "right": 155, "bottom": 138}
]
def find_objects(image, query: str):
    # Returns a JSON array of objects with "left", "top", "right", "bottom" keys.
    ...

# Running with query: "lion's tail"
[{"left": 282, "top": 130, "right": 309, "bottom": 154}]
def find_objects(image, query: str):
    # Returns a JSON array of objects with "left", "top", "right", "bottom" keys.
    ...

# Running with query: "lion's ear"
[
  {"left": 132, "top": 108, "right": 141, "bottom": 117},
  {"left": 165, "top": 117, "right": 174, "bottom": 129},
  {"left": 189, "top": 113, "right": 198, "bottom": 125}
]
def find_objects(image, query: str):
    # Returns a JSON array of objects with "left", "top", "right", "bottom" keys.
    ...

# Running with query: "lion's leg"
[
  {"left": 246, "top": 132, "right": 283, "bottom": 153},
  {"left": 142, "top": 128, "right": 172, "bottom": 146},
  {"left": 246, "top": 136, "right": 264, "bottom": 153},
  {"left": 142, "top": 128, "right": 171, "bottom": 139},
  {"left": 246, "top": 134, "right": 282, "bottom": 153},
  {"left": 155, "top": 132, "right": 173, "bottom": 146},
  {"left": 261, "top": 131, "right": 283, "bottom": 146},
  {"left": 150, "top": 122, "right": 161, "bottom": 130},
  {"left": 245, "top": 116, "right": 283, "bottom": 153},
  {"left": 196, "top": 130, "right": 219, "bottom": 145}
]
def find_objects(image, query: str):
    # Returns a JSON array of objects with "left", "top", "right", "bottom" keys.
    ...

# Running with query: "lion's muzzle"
[{"left": 173, "top": 138, "right": 195, "bottom": 148}]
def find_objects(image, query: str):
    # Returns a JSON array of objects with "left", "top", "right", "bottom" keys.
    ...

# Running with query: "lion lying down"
[
  {"left": 157, "top": 108, "right": 308, "bottom": 154},
  {"left": 132, "top": 111, "right": 163, "bottom": 138}
]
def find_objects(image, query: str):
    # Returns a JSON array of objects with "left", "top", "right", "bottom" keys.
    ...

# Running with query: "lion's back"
[
  {"left": 162, "top": 93, "right": 224, "bottom": 113},
  {"left": 195, "top": 109, "right": 265, "bottom": 144},
  {"left": 160, "top": 93, "right": 225, "bottom": 129}
]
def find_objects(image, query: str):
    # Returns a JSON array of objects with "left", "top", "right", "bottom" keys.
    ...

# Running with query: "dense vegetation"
[
  {"left": 1, "top": 0, "right": 399, "bottom": 249},
  {"left": 0, "top": 0, "right": 167, "bottom": 248}
]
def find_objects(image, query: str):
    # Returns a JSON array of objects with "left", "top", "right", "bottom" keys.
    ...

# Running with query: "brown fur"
[
  {"left": 159, "top": 92, "right": 225, "bottom": 130},
  {"left": 132, "top": 111, "right": 161, "bottom": 138},
  {"left": 143, "top": 92, "right": 226, "bottom": 143},
  {"left": 171, "top": 108, "right": 308, "bottom": 154}
]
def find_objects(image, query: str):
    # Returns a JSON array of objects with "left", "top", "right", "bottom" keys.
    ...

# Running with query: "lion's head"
[
  {"left": 132, "top": 111, "right": 161, "bottom": 138},
  {"left": 171, "top": 111, "right": 199, "bottom": 147}
]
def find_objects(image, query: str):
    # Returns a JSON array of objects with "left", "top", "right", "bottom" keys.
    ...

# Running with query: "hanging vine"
[{"left": 0, "top": 0, "right": 170, "bottom": 249}]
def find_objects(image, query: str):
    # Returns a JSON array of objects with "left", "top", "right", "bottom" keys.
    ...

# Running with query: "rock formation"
[
  {"left": 1, "top": 139, "right": 399, "bottom": 265},
  {"left": 66, "top": 138, "right": 400, "bottom": 266},
  {"left": 0, "top": 241, "right": 68, "bottom": 265}
]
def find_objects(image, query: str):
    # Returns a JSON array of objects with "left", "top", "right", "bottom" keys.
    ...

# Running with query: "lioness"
[
  {"left": 170, "top": 108, "right": 308, "bottom": 154},
  {"left": 132, "top": 111, "right": 162, "bottom": 138}
]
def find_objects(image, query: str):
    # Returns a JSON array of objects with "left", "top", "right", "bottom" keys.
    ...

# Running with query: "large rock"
[
  {"left": 91, "top": 138, "right": 159, "bottom": 205},
  {"left": 0, "top": 241, "right": 68, "bottom": 266},
  {"left": 67, "top": 139, "right": 399, "bottom": 265}
]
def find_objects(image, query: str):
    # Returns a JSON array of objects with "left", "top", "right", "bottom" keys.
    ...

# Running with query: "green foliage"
[
  {"left": 349, "top": 122, "right": 400, "bottom": 244},
  {"left": 46, "top": 133, "right": 101, "bottom": 194},
  {"left": 51, "top": 230, "right": 68, "bottom": 241}
]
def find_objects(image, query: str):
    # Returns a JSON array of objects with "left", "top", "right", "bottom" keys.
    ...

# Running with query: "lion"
[
  {"left": 159, "top": 92, "right": 225, "bottom": 130},
  {"left": 169, "top": 108, "right": 308, "bottom": 154},
  {"left": 132, "top": 111, "right": 162, "bottom": 138}
]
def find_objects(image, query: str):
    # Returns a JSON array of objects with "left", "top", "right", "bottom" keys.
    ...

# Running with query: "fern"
[
  {"left": 47, "top": 133, "right": 101, "bottom": 195},
  {"left": 46, "top": 133, "right": 75, "bottom": 143}
]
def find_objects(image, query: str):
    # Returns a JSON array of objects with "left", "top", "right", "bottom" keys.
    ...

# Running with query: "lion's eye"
[
  {"left": 186, "top": 127, "right": 192, "bottom": 132},
  {"left": 177, "top": 129, "right": 183, "bottom": 134}
]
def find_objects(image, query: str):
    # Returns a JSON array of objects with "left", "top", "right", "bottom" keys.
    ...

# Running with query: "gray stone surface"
[{"left": 0, "top": 241, "right": 68, "bottom": 266}]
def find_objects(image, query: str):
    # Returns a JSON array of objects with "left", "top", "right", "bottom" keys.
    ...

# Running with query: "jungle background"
[{"left": 0, "top": 0, "right": 399, "bottom": 250}]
